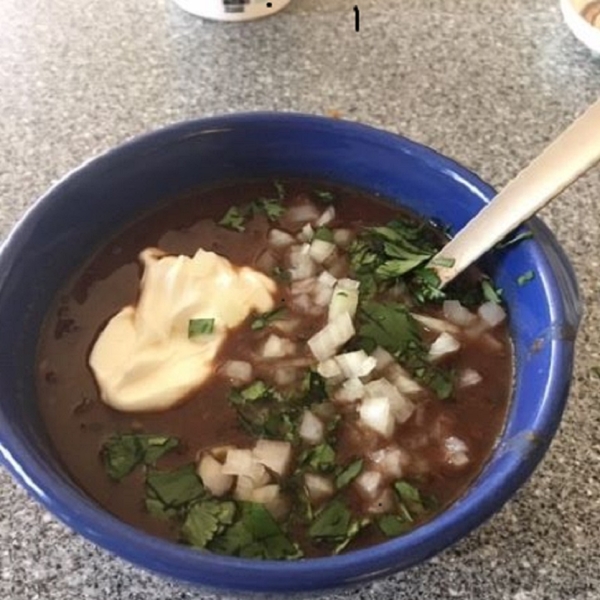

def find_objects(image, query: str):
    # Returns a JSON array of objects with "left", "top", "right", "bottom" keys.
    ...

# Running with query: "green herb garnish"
[
  {"left": 517, "top": 270, "right": 535, "bottom": 286},
  {"left": 188, "top": 318, "right": 215, "bottom": 337},
  {"left": 210, "top": 502, "right": 302, "bottom": 560},
  {"left": 313, "top": 227, "right": 334, "bottom": 243},
  {"left": 481, "top": 279, "right": 502, "bottom": 304},
  {"left": 377, "top": 514, "right": 413, "bottom": 537},
  {"left": 102, "top": 434, "right": 179, "bottom": 481},
  {"left": 308, "top": 499, "right": 368, "bottom": 553},
  {"left": 146, "top": 464, "right": 205, "bottom": 509},
  {"left": 251, "top": 307, "right": 287, "bottom": 331},
  {"left": 218, "top": 206, "right": 246, "bottom": 232},
  {"left": 335, "top": 459, "right": 363, "bottom": 489},
  {"left": 182, "top": 500, "right": 236, "bottom": 548},
  {"left": 300, "top": 443, "right": 336, "bottom": 473},
  {"left": 251, "top": 198, "right": 285, "bottom": 222},
  {"left": 496, "top": 230, "right": 533, "bottom": 250},
  {"left": 314, "top": 190, "right": 335, "bottom": 203}
]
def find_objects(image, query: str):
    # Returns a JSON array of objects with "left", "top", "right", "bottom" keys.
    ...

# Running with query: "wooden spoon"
[{"left": 430, "top": 99, "right": 600, "bottom": 287}]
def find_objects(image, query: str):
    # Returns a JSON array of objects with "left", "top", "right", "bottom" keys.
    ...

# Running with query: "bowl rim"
[{"left": 0, "top": 112, "right": 580, "bottom": 593}]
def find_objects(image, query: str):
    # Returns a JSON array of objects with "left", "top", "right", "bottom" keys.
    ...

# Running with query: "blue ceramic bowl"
[{"left": 0, "top": 113, "right": 581, "bottom": 595}]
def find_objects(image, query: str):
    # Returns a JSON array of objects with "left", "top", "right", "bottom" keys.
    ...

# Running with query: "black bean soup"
[{"left": 37, "top": 179, "right": 512, "bottom": 560}]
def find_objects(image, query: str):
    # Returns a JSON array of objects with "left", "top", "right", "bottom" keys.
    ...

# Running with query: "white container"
[
  {"left": 560, "top": 0, "right": 600, "bottom": 55},
  {"left": 172, "top": 0, "right": 291, "bottom": 21}
]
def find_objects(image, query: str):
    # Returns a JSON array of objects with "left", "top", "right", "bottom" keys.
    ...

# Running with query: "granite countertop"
[{"left": 1, "top": 0, "right": 599, "bottom": 598}]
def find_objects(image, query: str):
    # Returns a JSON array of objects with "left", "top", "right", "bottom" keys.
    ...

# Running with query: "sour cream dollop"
[{"left": 89, "top": 248, "right": 276, "bottom": 412}]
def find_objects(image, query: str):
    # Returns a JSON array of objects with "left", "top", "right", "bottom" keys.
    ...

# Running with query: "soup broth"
[{"left": 37, "top": 179, "right": 512, "bottom": 559}]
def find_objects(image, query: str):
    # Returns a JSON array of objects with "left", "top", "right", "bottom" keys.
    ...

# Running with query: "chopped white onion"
[
  {"left": 372, "top": 346, "right": 395, "bottom": 371},
  {"left": 334, "top": 350, "right": 377, "bottom": 379},
  {"left": 221, "top": 360, "right": 253, "bottom": 383},
  {"left": 251, "top": 484, "right": 280, "bottom": 506},
  {"left": 314, "top": 282, "right": 334, "bottom": 307},
  {"left": 478, "top": 301, "right": 506, "bottom": 328},
  {"left": 354, "top": 470, "right": 383, "bottom": 499},
  {"left": 222, "top": 449, "right": 254, "bottom": 476},
  {"left": 304, "top": 473, "right": 334, "bottom": 502},
  {"left": 289, "top": 244, "right": 316, "bottom": 281},
  {"left": 328, "top": 278, "right": 360, "bottom": 323},
  {"left": 198, "top": 454, "right": 234, "bottom": 497},
  {"left": 299, "top": 410, "right": 325, "bottom": 444},
  {"left": 262, "top": 334, "right": 295, "bottom": 358},
  {"left": 428, "top": 332, "right": 460, "bottom": 360},
  {"left": 299, "top": 223, "right": 314, "bottom": 242},
  {"left": 459, "top": 368, "right": 482, "bottom": 387},
  {"left": 317, "top": 358, "right": 343, "bottom": 379},
  {"left": 443, "top": 300, "right": 476, "bottom": 327},
  {"left": 333, "top": 228, "right": 354, "bottom": 247},
  {"left": 364, "top": 378, "right": 415, "bottom": 424},
  {"left": 444, "top": 436, "right": 470, "bottom": 467},
  {"left": 253, "top": 440, "right": 292, "bottom": 476},
  {"left": 234, "top": 475, "right": 255, "bottom": 501},
  {"left": 308, "top": 312, "right": 355, "bottom": 361},
  {"left": 309, "top": 239, "right": 336, "bottom": 264},
  {"left": 273, "top": 318, "right": 300, "bottom": 335},
  {"left": 247, "top": 462, "right": 270, "bottom": 486},
  {"left": 268, "top": 228, "right": 295, "bottom": 248},
  {"left": 369, "top": 446, "right": 409, "bottom": 478},
  {"left": 359, "top": 396, "right": 394, "bottom": 438},
  {"left": 318, "top": 270, "right": 337, "bottom": 288},
  {"left": 385, "top": 363, "right": 423, "bottom": 395},
  {"left": 315, "top": 205, "right": 336, "bottom": 226},
  {"left": 334, "top": 377, "right": 365, "bottom": 403},
  {"left": 412, "top": 313, "right": 460, "bottom": 334},
  {"left": 285, "top": 204, "right": 320, "bottom": 223}
]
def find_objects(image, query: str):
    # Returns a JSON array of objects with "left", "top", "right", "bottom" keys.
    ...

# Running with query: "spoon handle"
[{"left": 430, "top": 99, "right": 600, "bottom": 287}]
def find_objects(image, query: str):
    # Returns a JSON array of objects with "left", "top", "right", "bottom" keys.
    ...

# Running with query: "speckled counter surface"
[{"left": 0, "top": 0, "right": 599, "bottom": 598}]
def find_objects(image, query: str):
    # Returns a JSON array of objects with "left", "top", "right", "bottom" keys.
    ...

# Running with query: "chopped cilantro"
[
  {"left": 145, "top": 497, "right": 177, "bottom": 520},
  {"left": 358, "top": 302, "right": 421, "bottom": 357},
  {"left": 308, "top": 500, "right": 368, "bottom": 553},
  {"left": 102, "top": 434, "right": 179, "bottom": 481},
  {"left": 481, "top": 279, "right": 502, "bottom": 304},
  {"left": 308, "top": 499, "right": 352, "bottom": 540},
  {"left": 313, "top": 227, "right": 334, "bottom": 243},
  {"left": 252, "top": 198, "right": 285, "bottom": 222},
  {"left": 394, "top": 480, "right": 427, "bottom": 517},
  {"left": 210, "top": 502, "right": 302, "bottom": 560},
  {"left": 496, "top": 230, "right": 533, "bottom": 250},
  {"left": 335, "top": 459, "right": 363, "bottom": 489},
  {"left": 377, "top": 514, "right": 412, "bottom": 537},
  {"left": 146, "top": 464, "right": 205, "bottom": 508},
  {"left": 300, "top": 443, "right": 336, "bottom": 473},
  {"left": 251, "top": 307, "right": 287, "bottom": 331},
  {"left": 299, "top": 370, "right": 328, "bottom": 405},
  {"left": 218, "top": 206, "right": 246, "bottom": 232},
  {"left": 188, "top": 318, "right": 215, "bottom": 337},
  {"left": 517, "top": 270, "right": 535, "bottom": 286},
  {"left": 229, "top": 380, "right": 274, "bottom": 405},
  {"left": 182, "top": 500, "right": 236, "bottom": 548},
  {"left": 314, "top": 189, "right": 335, "bottom": 203}
]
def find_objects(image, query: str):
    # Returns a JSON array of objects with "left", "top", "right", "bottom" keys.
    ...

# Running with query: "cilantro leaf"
[
  {"left": 496, "top": 230, "right": 533, "bottom": 250},
  {"left": 300, "top": 443, "right": 336, "bottom": 473},
  {"left": 358, "top": 302, "right": 421, "bottom": 357},
  {"left": 102, "top": 434, "right": 179, "bottom": 481},
  {"left": 219, "top": 206, "right": 246, "bottom": 232},
  {"left": 377, "top": 514, "right": 412, "bottom": 537},
  {"left": 182, "top": 500, "right": 236, "bottom": 548},
  {"left": 517, "top": 270, "right": 535, "bottom": 286},
  {"left": 252, "top": 198, "right": 285, "bottom": 222},
  {"left": 146, "top": 464, "right": 205, "bottom": 508},
  {"left": 251, "top": 307, "right": 287, "bottom": 331},
  {"left": 314, "top": 189, "right": 335, "bottom": 203},
  {"left": 335, "top": 459, "right": 363, "bottom": 489},
  {"left": 145, "top": 497, "right": 178, "bottom": 520},
  {"left": 299, "top": 370, "right": 328, "bottom": 405},
  {"left": 210, "top": 502, "right": 302, "bottom": 560},
  {"left": 308, "top": 499, "right": 352, "bottom": 540},
  {"left": 481, "top": 279, "right": 502, "bottom": 304},
  {"left": 394, "top": 480, "right": 427, "bottom": 517},
  {"left": 313, "top": 227, "right": 334, "bottom": 243},
  {"left": 333, "top": 518, "right": 370, "bottom": 554},
  {"left": 188, "top": 318, "right": 215, "bottom": 337}
]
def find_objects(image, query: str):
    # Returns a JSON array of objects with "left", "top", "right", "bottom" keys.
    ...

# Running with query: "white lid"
[{"left": 172, "top": 0, "right": 292, "bottom": 21}]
